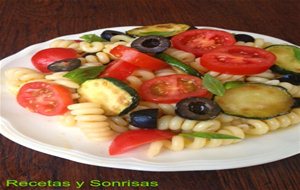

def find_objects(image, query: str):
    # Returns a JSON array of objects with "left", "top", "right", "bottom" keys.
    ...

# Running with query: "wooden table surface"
[{"left": 1, "top": 0, "right": 299, "bottom": 189}]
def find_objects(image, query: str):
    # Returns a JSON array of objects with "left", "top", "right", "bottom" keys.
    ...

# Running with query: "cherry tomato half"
[
  {"left": 139, "top": 74, "right": 211, "bottom": 103},
  {"left": 109, "top": 129, "right": 175, "bottom": 155},
  {"left": 110, "top": 45, "right": 169, "bottom": 71},
  {"left": 100, "top": 59, "right": 138, "bottom": 80},
  {"left": 201, "top": 45, "right": 276, "bottom": 75},
  {"left": 17, "top": 82, "right": 73, "bottom": 116},
  {"left": 31, "top": 48, "right": 78, "bottom": 73},
  {"left": 171, "top": 29, "right": 236, "bottom": 57}
]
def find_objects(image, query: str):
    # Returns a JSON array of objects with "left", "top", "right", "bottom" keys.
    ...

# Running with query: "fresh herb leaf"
[
  {"left": 202, "top": 74, "right": 225, "bottom": 96},
  {"left": 80, "top": 34, "right": 107, "bottom": 43},
  {"left": 63, "top": 66, "right": 106, "bottom": 84},
  {"left": 223, "top": 81, "right": 245, "bottom": 90},
  {"left": 180, "top": 132, "right": 241, "bottom": 139},
  {"left": 293, "top": 47, "right": 300, "bottom": 61}
]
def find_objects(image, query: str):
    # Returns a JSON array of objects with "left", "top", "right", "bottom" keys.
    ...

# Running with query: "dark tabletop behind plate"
[{"left": 1, "top": 0, "right": 299, "bottom": 190}]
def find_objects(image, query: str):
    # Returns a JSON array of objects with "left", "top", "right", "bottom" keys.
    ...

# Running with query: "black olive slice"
[
  {"left": 234, "top": 34, "right": 255, "bottom": 43},
  {"left": 101, "top": 30, "right": 125, "bottom": 41},
  {"left": 129, "top": 109, "right": 159, "bottom": 129},
  {"left": 278, "top": 74, "right": 300, "bottom": 85},
  {"left": 131, "top": 36, "right": 171, "bottom": 53},
  {"left": 175, "top": 97, "right": 221, "bottom": 120},
  {"left": 47, "top": 58, "right": 81, "bottom": 72}
]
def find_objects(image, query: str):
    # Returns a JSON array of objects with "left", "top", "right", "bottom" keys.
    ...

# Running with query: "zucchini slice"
[
  {"left": 214, "top": 83, "right": 294, "bottom": 119},
  {"left": 265, "top": 45, "right": 300, "bottom": 75},
  {"left": 126, "top": 23, "right": 191, "bottom": 37},
  {"left": 78, "top": 78, "right": 139, "bottom": 116}
]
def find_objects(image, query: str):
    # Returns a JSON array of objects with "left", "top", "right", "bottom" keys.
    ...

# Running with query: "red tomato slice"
[
  {"left": 100, "top": 59, "right": 138, "bottom": 80},
  {"left": 171, "top": 29, "right": 236, "bottom": 57},
  {"left": 201, "top": 45, "right": 276, "bottom": 75},
  {"left": 139, "top": 74, "right": 211, "bottom": 103},
  {"left": 17, "top": 82, "right": 73, "bottom": 116},
  {"left": 31, "top": 48, "right": 78, "bottom": 73},
  {"left": 110, "top": 45, "right": 169, "bottom": 71},
  {"left": 109, "top": 129, "right": 175, "bottom": 155}
]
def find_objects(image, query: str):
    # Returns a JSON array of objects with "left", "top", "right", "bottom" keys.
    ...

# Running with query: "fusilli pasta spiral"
[
  {"left": 125, "top": 69, "right": 155, "bottom": 89},
  {"left": 45, "top": 72, "right": 80, "bottom": 89},
  {"left": 164, "top": 48, "right": 195, "bottom": 64},
  {"left": 50, "top": 39, "right": 82, "bottom": 52}
]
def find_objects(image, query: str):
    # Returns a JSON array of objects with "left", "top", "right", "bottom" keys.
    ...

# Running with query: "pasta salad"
[{"left": 4, "top": 23, "right": 300, "bottom": 158}]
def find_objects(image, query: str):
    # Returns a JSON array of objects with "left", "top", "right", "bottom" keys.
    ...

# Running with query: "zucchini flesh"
[
  {"left": 265, "top": 45, "right": 300, "bottom": 75},
  {"left": 78, "top": 78, "right": 139, "bottom": 116},
  {"left": 214, "top": 83, "right": 294, "bottom": 119},
  {"left": 126, "top": 23, "right": 191, "bottom": 37}
]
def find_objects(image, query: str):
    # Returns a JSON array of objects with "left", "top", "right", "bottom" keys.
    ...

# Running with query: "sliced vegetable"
[
  {"left": 47, "top": 58, "right": 81, "bottom": 72},
  {"left": 202, "top": 74, "right": 225, "bottom": 96},
  {"left": 126, "top": 23, "right": 191, "bottom": 37},
  {"left": 64, "top": 66, "right": 106, "bottom": 84},
  {"left": 234, "top": 34, "right": 255, "bottom": 42},
  {"left": 265, "top": 45, "right": 300, "bottom": 75},
  {"left": 171, "top": 29, "right": 236, "bottom": 57},
  {"left": 78, "top": 78, "right": 139, "bottom": 115},
  {"left": 109, "top": 129, "right": 175, "bottom": 155},
  {"left": 201, "top": 45, "right": 276, "bottom": 75},
  {"left": 17, "top": 82, "right": 73, "bottom": 116},
  {"left": 180, "top": 132, "right": 241, "bottom": 139},
  {"left": 101, "top": 30, "right": 125, "bottom": 41},
  {"left": 100, "top": 59, "right": 138, "bottom": 80},
  {"left": 214, "top": 83, "right": 294, "bottom": 119},
  {"left": 139, "top": 74, "right": 211, "bottom": 104},
  {"left": 155, "top": 53, "right": 201, "bottom": 77},
  {"left": 31, "top": 48, "right": 78, "bottom": 73},
  {"left": 130, "top": 109, "right": 159, "bottom": 129},
  {"left": 110, "top": 45, "right": 168, "bottom": 71},
  {"left": 131, "top": 36, "right": 170, "bottom": 53},
  {"left": 80, "top": 34, "right": 106, "bottom": 43},
  {"left": 175, "top": 97, "right": 221, "bottom": 120}
]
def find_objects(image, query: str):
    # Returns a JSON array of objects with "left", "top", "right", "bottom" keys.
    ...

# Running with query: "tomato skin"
[
  {"left": 201, "top": 45, "right": 276, "bottom": 75},
  {"left": 100, "top": 59, "right": 138, "bottom": 80},
  {"left": 139, "top": 74, "right": 211, "bottom": 103},
  {"left": 110, "top": 45, "right": 169, "bottom": 71},
  {"left": 31, "top": 48, "right": 78, "bottom": 73},
  {"left": 17, "top": 82, "right": 73, "bottom": 116},
  {"left": 109, "top": 129, "right": 175, "bottom": 155},
  {"left": 171, "top": 29, "right": 236, "bottom": 57}
]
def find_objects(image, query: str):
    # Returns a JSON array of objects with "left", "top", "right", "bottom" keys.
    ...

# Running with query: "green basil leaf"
[
  {"left": 293, "top": 47, "right": 300, "bottom": 61},
  {"left": 202, "top": 74, "right": 225, "bottom": 96},
  {"left": 63, "top": 66, "right": 106, "bottom": 84},
  {"left": 180, "top": 132, "right": 241, "bottom": 139},
  {"left": 80, "top": 34, "right": 106, "bottom": 43}
]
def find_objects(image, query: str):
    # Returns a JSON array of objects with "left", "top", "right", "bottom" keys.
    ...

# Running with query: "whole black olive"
[
  {"left": 101, "top": 30, "right": 125, "bottom": 41},
  {"left": 278, "top": 74, "right": 300, "bottom": 85},
  {"left": 47, "top": 58, "right": 81, "bottom": 72},
  {"left": 131, "top": 36, "right": 171, "bottom": 53},
  {"left": 129, "top": 109, "right": 159, "bottom": 129},
  {"left": 234, "top": 34, "right": 255, "bottom": 43},
  {"left": 175, "top": 97, "right": 221, "bottom": 120}
]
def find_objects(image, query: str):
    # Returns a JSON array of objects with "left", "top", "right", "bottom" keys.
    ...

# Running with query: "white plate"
[{"left": 1, "top": 26, "right": 300, "bottom": 171}]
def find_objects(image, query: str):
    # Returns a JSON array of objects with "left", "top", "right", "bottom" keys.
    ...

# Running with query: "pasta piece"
[
  {"left": 147, "top": 126, "right": 245, "bottom": 157},
  {"left": 245, "top": 69, "right": 276, "bottom": 83},
  {"left": 68, "top": 103, "right": 115, "bottom": 141},
  {"left": 81, "top": 52, "right": 111, "bottom": 64},
  {"left": 206, "top": 70, "right": 245, "bottom": 83},
  {"left": 235, "top": 38, "right": 272, "bottom": 48},
  {"left": 109, "top": 116, "right": 129, "bottom": 133},
  {"left": 238, "top": 108, "right": 300, "bottom": 135},
  {"left": 58, "top": 112, "right": 77, "bottom": 127},
  {"left": 79, "top": 41, "right": 104, "bottom": 53},
  {"left": 102, "top": 41, "right": 129, "bottom": 59},
  {"left": 110, "top": 35, "right": 135, "bottom": 43},
  {"left": 135, "top": 101, "right": 176, "bottom": 115},
  {"left": 188, "top": 58, "right": 209, "bottom": 74},
  {"left": 4, "top": 67, "right": 45, "bottom": 94},
  {"left": 45, "top": 72, "right": 80, "bottom": 89},
  {"left": 164, "top": 48, "right": 195, "bottom": 64},
  {"left": 50, "top": 39, "right": 82, "bottom": 52},
  {"left": 154, "top": 68, "right": 177, "bottom": 76},
  {"left": 125, "top": 69, "right": 155, "bottom": 89},
  {"left": 158, "top": 115, "right": 221, "bottom": 132}
]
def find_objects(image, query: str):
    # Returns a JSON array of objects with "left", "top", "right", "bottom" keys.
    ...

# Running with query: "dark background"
[{"left": 1, "top": 0, "right": 299, "bottom": 190}]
